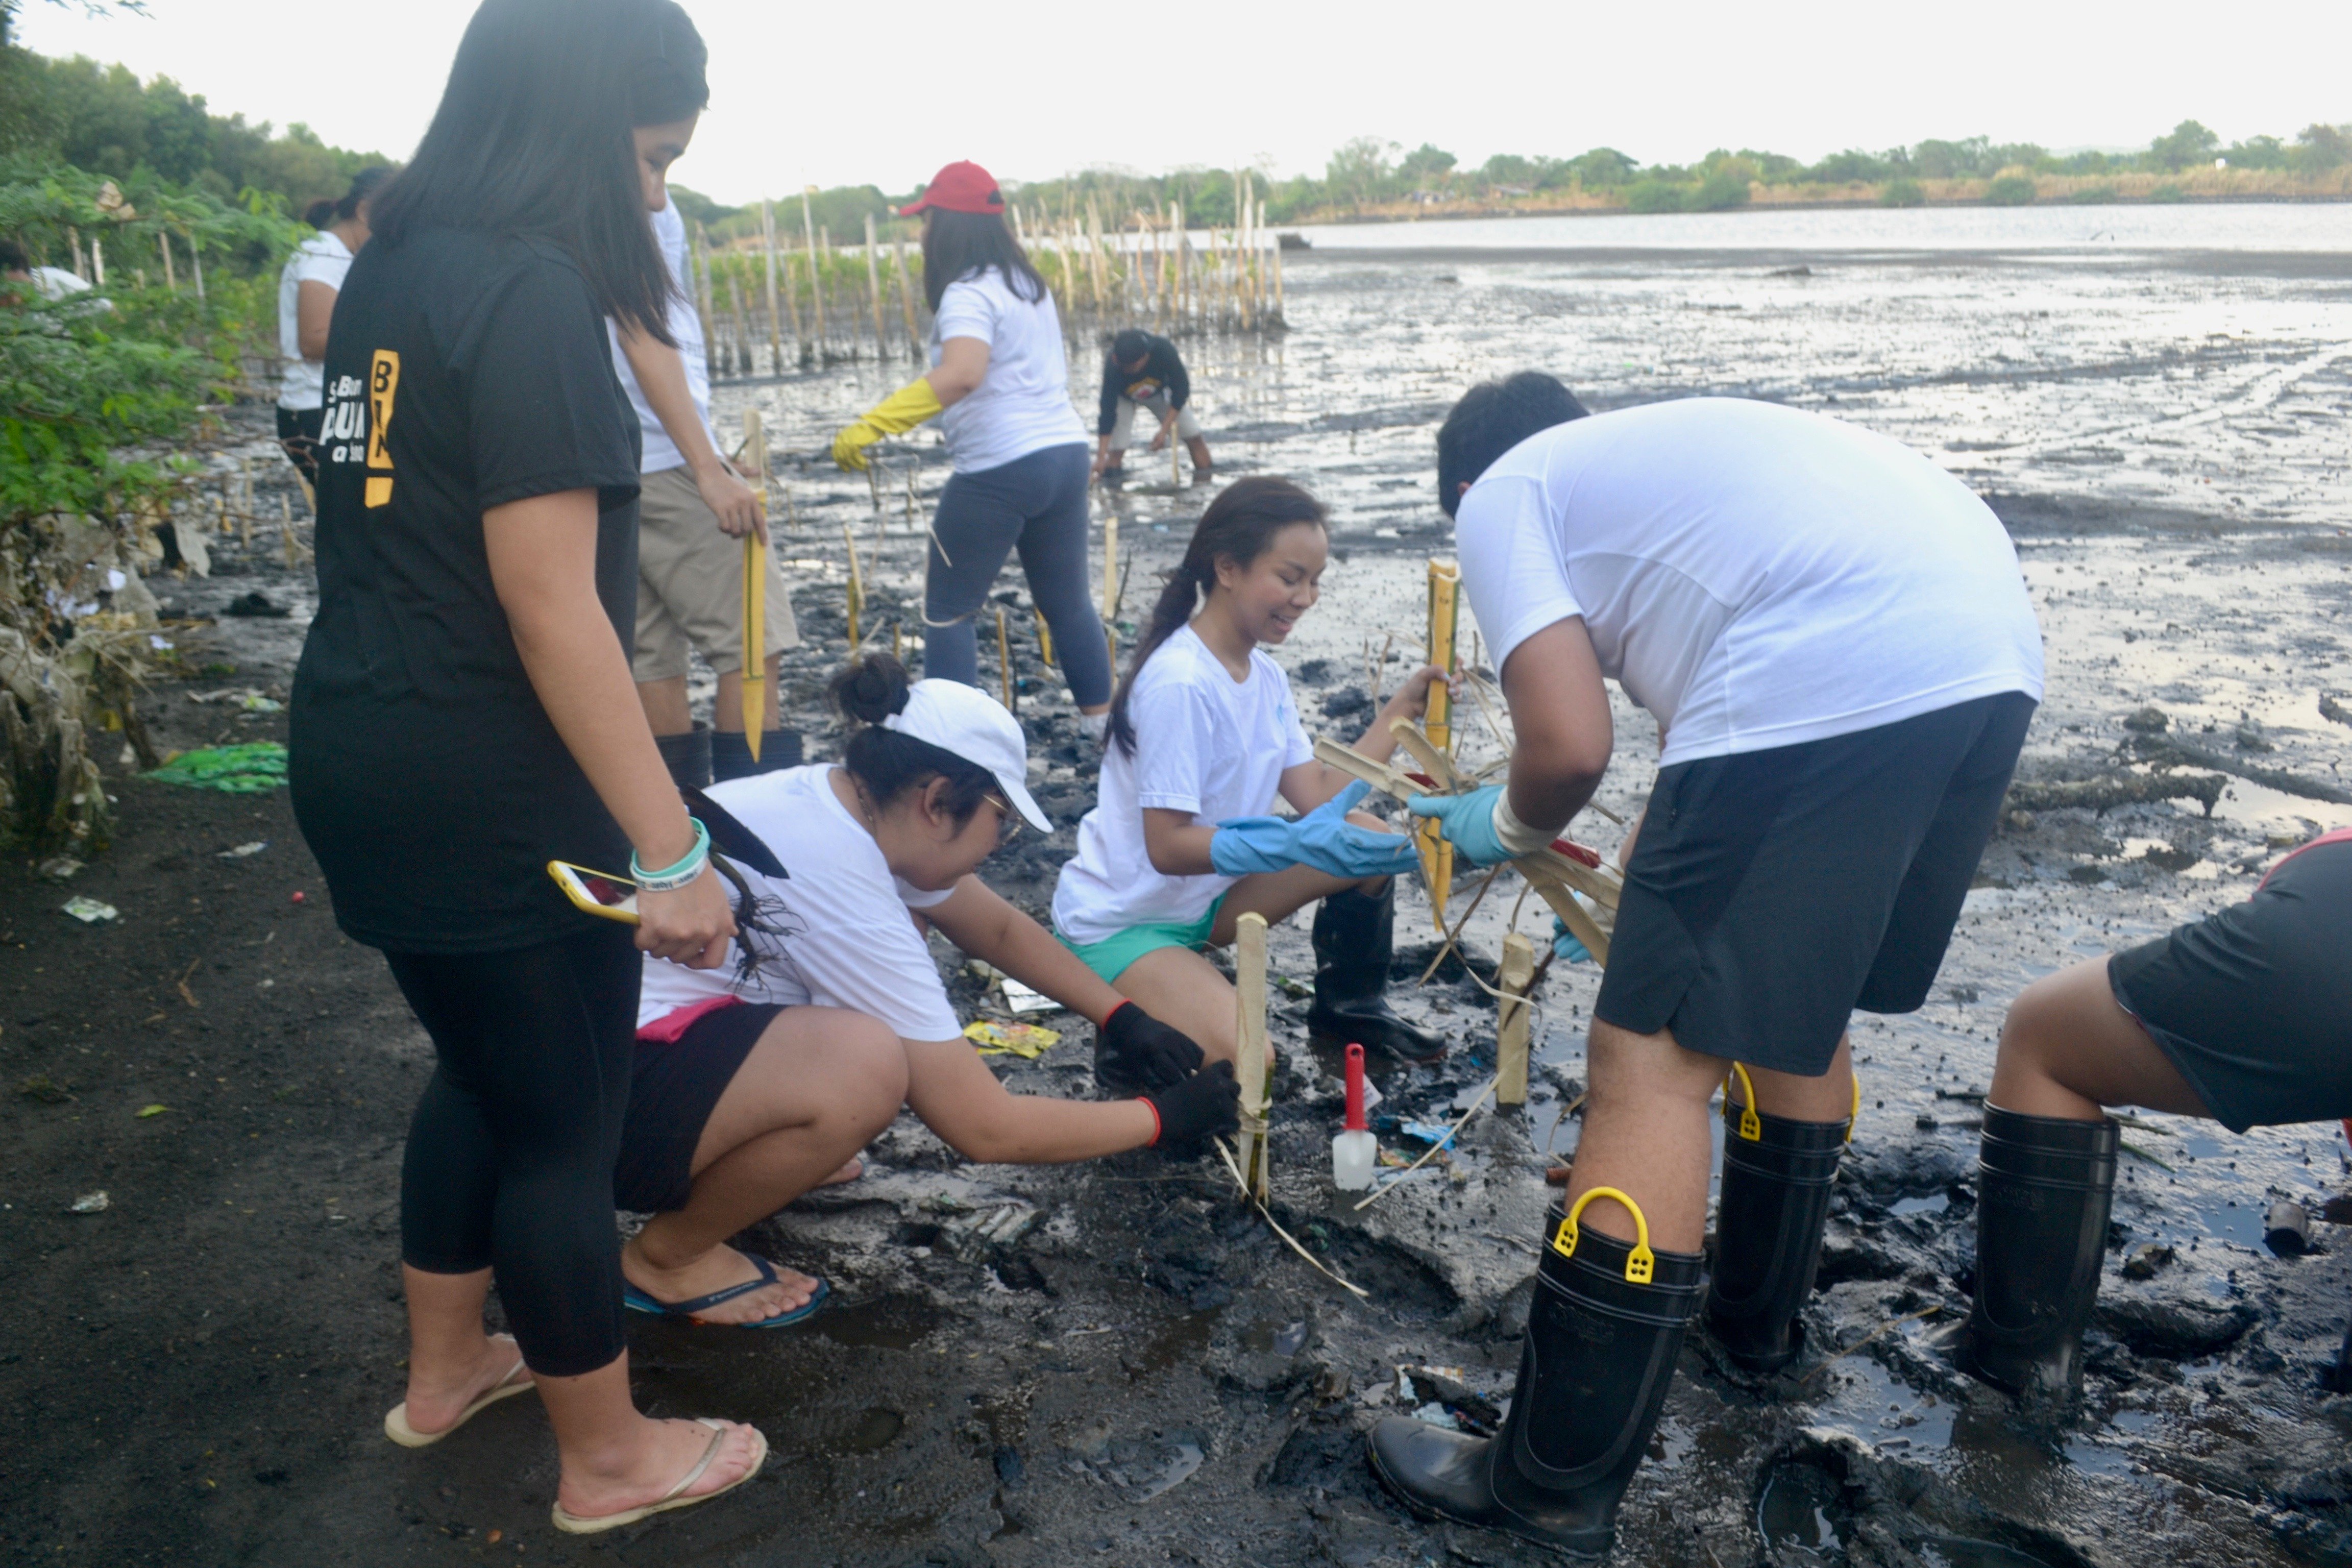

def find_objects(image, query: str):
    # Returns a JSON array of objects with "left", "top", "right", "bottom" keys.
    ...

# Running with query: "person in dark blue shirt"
[{"left": 1092, "top": 328, "right": 1210, "bottom": 483}]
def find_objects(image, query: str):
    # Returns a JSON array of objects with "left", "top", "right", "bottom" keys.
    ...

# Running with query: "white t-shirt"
[
  {"left": 606, "top": 200, "right": 710, "bottom": 476},
  {"left": 1454, "top": 398, "right": 2045, "bottom": 769},
  {"left": 1052, "top": 625, "right": 1314, "bottom": 944},
  {"left": 932, "top": 266, "right": 1086, "bottom": 474},
  {"left": 276, "top": 231, "right": 354, "bottom": 411},
  {"left": 635, "top": 765, "right": 963, "bottom": 1042}
]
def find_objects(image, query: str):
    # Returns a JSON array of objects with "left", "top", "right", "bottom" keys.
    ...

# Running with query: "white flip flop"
[
  {"left": 382, "top": 1343, "right": 534, "bottom": 1448},
  {"left": 551, "top": 1418, "right": 769, "bottom": 1535}
]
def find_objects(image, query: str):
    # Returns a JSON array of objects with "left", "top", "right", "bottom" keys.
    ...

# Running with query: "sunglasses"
[{"left": 982, "top": 793, "right": 1025, "bottom": 848}]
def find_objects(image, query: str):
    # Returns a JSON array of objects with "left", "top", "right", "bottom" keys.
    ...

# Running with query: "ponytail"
[{"left": 1104, "top": 475, "right": 1329, "bottom": 758}]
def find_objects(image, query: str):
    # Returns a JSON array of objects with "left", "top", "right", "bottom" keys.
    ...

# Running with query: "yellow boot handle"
[
  {"left": 1848, "top": 1070, "right": 1861, "bottom": 1144},
  {"left": 1550, "top": 1186, "right": 1657, "bottom": 1285},
  {"left": 1722, "top": 1062, "right": 1761, "bottom": 1142}
]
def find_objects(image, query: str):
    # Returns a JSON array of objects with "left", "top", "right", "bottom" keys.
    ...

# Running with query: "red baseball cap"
[{"left": 898, "top": 161, "right": 1005, "bottom": 217}]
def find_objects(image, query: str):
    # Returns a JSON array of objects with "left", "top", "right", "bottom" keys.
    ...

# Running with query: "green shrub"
[
  {"left": 1985, "top": 174, "right": 2038, "bottom": 205},
  {"left": 2149, "top": 183, "right": 2187, "bottom": 203},
  {"left": 1687, "top": 169, "right": 1752, "bottom": 211},
  {"left": 2068, "top": 184, "right": 2118, "bottom": 204},
  {"left": 1624, "top": 179, "right": 1687, "bottom": 213},
  {"left": 1880, "top": 177, "right": 1926, "bottom": 207}
]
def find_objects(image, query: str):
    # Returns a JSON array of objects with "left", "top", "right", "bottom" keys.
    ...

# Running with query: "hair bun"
[{"left": 828, "top": 653, "right": 913, "bottom": 727}]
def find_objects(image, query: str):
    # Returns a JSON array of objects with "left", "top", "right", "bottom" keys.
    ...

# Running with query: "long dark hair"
[
  {"left": 334, "top": 166, "right": 396, "bottom": 224},
  {"left": 1105, "top": 476, "right": 1329, "bottom": 759},
  {"left": 829, "top": 654, "right": 996, "bottom": 827},
  {"left": 920, "top": 207, "right": 1048, "bottom": 314},
  {"left": 368, "top": 0, "right": 706, "bottom": 341}
]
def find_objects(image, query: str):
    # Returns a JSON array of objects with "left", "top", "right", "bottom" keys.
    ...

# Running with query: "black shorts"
[
  {"left": 1595, "top": 691, "right": 2035, "bottom": 1076},
  {"left": 2108, "top": 839, "right": 2352, "bottom": 1134},
  {"left": 613, "top": 1002, "right": 776, "bottom": 1213},
  {"left": 275, "top": 405, "right": 324, "bottom": 488}
]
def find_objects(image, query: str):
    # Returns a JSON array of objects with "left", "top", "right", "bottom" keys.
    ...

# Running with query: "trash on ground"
[
  {"left": 135, "top": 1104, "right": 168, "bottom": 1119},
  {"left": 143, "top": 742, "right": 287, "bottom": 793},
  {"left": 216, "top": 842, "right": 269, "bottom": 859},
  {"left": 61, "top": 896, "right": 119, "bottom": 923},
  {"left": 999, "top": 977, "right": 1060, "bottom": 1014},
  {"left": 965, "top": 1020, "right": 1061, "bottom": 1058},
  {"left": 36, "top": 855, "right": 82, "bottom": 881},
  {"left": 68, "top": 1191, "right": 109, "bottom": 1213}
]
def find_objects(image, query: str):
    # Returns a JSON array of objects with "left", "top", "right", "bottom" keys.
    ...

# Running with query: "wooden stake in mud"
[
  {"left": 1037, "top": 614, "right": 1055, "bottom": 668},
  {"left": 1101, "top": 511, "right": 1118, "bottom": 624},
  {"left": 740, "top": 412, "right": 771, "bottom": 754},
  {"left": 761, "top": 200, "right": 785, "bottom": 372},
  {"left": 1495, "top": 932, "right": 1536, "bottom": 1107},
  {"left": 841, "top": 522, "right": 864, "bottom": 648},
  {"left": 1233, "top": 911, "right": 1272, "bottom": 1200},
  {"left": 904, "top": 469, "right": 917, "bottom": 530},
  {"left": 892, "top": 235, "right": 922, "bottom": 358},
  {"left": 724, "top": 271, "right": 751, "bottom": 377},
  {"left": 995, "top": 606, "right": 1014, "bottom": 710},
  {"left": 1419, "top": 559, "right": 1462, "bottom": 929},
  {"left": 800, "top": 187, "right": 827, "bottom": 354},
  {"left": 863, "top": 212, "right": 889, "bottom": 357}
]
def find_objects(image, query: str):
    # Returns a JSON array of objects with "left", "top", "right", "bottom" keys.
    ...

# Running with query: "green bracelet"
[{"left": 630, "top": 818, "right": 709, "bottom": 892}]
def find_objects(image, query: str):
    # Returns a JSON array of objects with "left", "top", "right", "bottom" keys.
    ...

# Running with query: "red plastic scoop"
[{"left": 1344, "top": 1043, "right": 1368, "bottom": 1132}]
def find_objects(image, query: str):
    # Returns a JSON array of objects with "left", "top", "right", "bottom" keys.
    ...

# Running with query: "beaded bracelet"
[{"left": 630, "top": 818, "right": 709, "bottom": 892}]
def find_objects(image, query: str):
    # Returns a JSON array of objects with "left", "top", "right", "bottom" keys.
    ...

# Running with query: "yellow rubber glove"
[{"left": 831, "top": 378, "right": 945, "bottom": 471}]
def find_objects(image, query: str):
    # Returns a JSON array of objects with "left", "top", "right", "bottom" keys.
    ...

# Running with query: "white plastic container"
[{"left": 1332, "top": 1042, "right": 1378, "bottom": 1191}]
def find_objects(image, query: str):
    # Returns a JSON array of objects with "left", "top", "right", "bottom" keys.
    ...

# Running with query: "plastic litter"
[
  {"left": 964, "top": 1020, "right": 1061, "bottom": 1059},
  {"left": 135, "top": 1104, "right": 168, "bottom": 1119},
  {"left": 61, "top": 896, "right": 118, "bottom": 923},
  {"left": 999, "top": 978, "right": 1060, "bottom": 1014},
  {"left": 143, "top": 742, "right": 287, "bottom": 793},
  {"left": 217, "top": 842, "right": 268, "bottom": 859},
  {"left": 36, "top": 855, "right": 81, "bottom": 881},
  {"left": 69, "top": 1191, "right": 109, "bottom": 1213}
]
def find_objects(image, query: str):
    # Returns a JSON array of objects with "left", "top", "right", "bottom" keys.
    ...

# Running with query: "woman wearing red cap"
[{"left": 830, "top": 161, "right": 1110, "bottom": 739}]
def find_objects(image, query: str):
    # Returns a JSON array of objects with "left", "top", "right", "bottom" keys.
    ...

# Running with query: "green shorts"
[{"left": 1058, "top": 896, "right": 1225, "bottom": 985}]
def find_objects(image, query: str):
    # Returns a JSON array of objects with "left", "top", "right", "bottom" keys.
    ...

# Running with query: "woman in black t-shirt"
[{"left": 289, "top": 0, "right": 764, "bottom": 1534}]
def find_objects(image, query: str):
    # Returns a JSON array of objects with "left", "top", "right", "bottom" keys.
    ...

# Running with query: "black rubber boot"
[
  {"left": 712, "top": 727, "right": 802, "bottom": 782},
  {"left": 1369, "top": 1204, "right": 1703, "bottom": 1557},
  {"left": 1705, "top": 1099, "right": 1847, "bottom": 1373},
  {"left": 656, "top": 725, "right": 712, "bottom": 792},
  {"left": 1305, "top": 883, "right": 1444, "bottom": 1064},
  {"left": 1955, "top": 1105, "right": 2118, "bottom": 1400}
]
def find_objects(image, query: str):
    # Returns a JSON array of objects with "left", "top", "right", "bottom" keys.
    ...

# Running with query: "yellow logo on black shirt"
[{"left": 364, "top": 349, "right": 400, "bottom": 508}]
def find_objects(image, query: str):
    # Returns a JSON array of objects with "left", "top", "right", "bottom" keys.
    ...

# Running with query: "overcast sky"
[{"left": 21, "top": 0, "right": 2352, "bottom": 205}]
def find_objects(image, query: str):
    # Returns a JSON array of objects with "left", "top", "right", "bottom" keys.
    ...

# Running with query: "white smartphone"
[{"left": 547, "top": 861, "right": 639, "bottom": 924}]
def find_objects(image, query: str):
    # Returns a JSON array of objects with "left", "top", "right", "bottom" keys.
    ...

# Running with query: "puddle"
[
  {"left": 1758, "top": 1459, "right": 1844, "bottom": 1561},
  {"left": 814, "top": 1294, "right": 942, "bottom": 1350}
]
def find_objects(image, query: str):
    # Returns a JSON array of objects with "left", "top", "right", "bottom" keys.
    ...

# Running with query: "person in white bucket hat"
[{"left": 607, "top": 653, "right": 1238, "bottom": 1329}]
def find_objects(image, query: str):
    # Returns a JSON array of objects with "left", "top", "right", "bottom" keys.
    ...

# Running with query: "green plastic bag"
[{"left": 143, "top": 742, "right": 289, "bottom": 793}]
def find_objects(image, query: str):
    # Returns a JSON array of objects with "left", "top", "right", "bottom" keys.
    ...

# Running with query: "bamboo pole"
[
  {"left": 1420, "top": 559, "right": 1462, "bottom": 929},
  {"left": 1271, "top": 221, "right": 1284, "bottom": 323},
  {"left": 892, "top": 235, "right": 922, "bottom": 358},
  {"left": 1101, "top": 512, "right": 1118, "bottom": 623},
  {"left": 841, "top": 522, "right": 863, "bottom": 648},
  {"left": 741, "top": 412, "right": 768, "bottom": 756},
  {"left": 157, "top": 228, "right": 175, "bottom": 290},
  {"left": 761, "top": 200, "right": 785, "bottom": 372},
  {"left": 781, "top": 251, "right": 806, "bottom": 362},
  {"left": 995, "top": 606, "right": 1014, "bottom": 709},
  {"left": 1233, "top": 911, "right": 1271, "bottom": 1199},
  {"left": 1172, "top": 202, "right": 1188, "bottom": 330},
  {"left": 863, "top": 212, "right": 889, "bottom": 357},
  {"left": 724, "top": 271, "right": 752, "bottom": 376},
  {"left": 1038, "top": 615, "right": 1055, "bottom": 668},
  {"left": 819, "top": 225, "right": 836, "bottom": 353},
  {"left": 1496, "top": 932, "right": 1536, "bottom": 1106},
  {"left": 800, "top": 188, "right": 827, "bottom": 353}
]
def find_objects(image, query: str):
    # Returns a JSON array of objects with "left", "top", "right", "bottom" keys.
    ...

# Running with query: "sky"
[{"left": 20, "top": 0, "right": 2352, "bottom": 205}]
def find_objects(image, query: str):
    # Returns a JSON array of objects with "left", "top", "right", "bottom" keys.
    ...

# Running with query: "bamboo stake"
[
  {"left": 863, "top": 212, "right": 889, "bottom": 357},
  {"left": 841, "top": 523, "right": 863, "bottom": 648},
  {"left": 1420, "top": 559, "right": 1462, "bottom": 929},
  {"left": 189, "top": 235, "right": 204, "bottom": 301},
  {"left": 158, "top": 228, "right": 175, "bottom": 289},
  {"left": 819, "top": 225, "right": 836, "bottom": 353},
  {"left": 724, "top": 271, "right": 753, "bottom": 376},
  {"left": 1233, "top": 911, "right": 1272, "bottom": 1200},
  {"left": 1271, "top": 222, "right": 1284, "bottom": 322},
  {"left": 892, "top": 235, "right": 921, "bottom": 358},
  {"left": 903, "top": 469, "right": 916, "bottom": 530},
  {"left": 761, "top": 200, "right": 785, "bottom": 372},
  {"left": 995, "top": 606, "right": 1013, "bottom": 709},
  {"left": 800, "top": 188, "right": 827, "bottom": 354},
  {"left": 1101, "top": 511, "right": 1118, "bottom": 623},
  {"left": 741, "top": 412, "right": 768, "bottom": 756},
  {"left": 1496, "top": 933, "right": 1536, "bottom": 1106},
  {"left": 693, "top": 223, "right": 719, "bottom": 379},
  {"left": 1038, "top": 614, "right": 1055, "bottom": 668}
]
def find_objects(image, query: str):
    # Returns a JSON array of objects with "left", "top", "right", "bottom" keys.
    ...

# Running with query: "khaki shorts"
[
  {"left": 1108, "top": 390, "right": 1202, "bottom": 452},
  {"left": 633, "top": 463, "right": 799, "bottom": 683}
]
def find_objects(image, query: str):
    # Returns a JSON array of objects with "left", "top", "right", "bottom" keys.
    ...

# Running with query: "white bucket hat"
[{"left": 880, "top": 679, "right": 1051, "bottom": 832}]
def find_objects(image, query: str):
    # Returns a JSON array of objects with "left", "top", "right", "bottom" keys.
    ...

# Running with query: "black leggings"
[
  {"left": 923, "top": 441, "right": 1112, "bottom": 707},
  {"left": 386, "top": 923, "right": 640, "bottom": 1378}
]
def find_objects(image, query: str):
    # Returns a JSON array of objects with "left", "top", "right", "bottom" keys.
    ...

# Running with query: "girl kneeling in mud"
[
  {"left": 612, "top": 656, "right": 1238, "bottom": 1327},
  {"left": 1051, "top": 475, "right": 1451, "bottom": 1088}
]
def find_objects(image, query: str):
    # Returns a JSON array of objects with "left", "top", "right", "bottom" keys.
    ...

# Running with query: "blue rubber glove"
[
  {"left": 1551, "top": 913, "right": 1591, "bottom": 965},
  {"left": 1211, "top": 781, "right": 1420, "bottom": 879},
  {"left": 1404, "top": 784, "right": 1511, "bottom": 867}
]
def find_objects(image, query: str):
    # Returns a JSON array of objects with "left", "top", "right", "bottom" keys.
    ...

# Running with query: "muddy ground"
[{"left": 4, "top": 218, "right": 2350, "bottom": 1566}]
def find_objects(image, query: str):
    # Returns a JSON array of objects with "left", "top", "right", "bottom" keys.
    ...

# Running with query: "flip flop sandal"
[
  {"left": 551, "top": 1417, "right": 768, "bottom": 1535},
  {"left": 383, "top": 1343, "right": 534, "bottom": 1448},
  {"left": 622, "top": 1254, "right": 831, "bottom": 1329}
]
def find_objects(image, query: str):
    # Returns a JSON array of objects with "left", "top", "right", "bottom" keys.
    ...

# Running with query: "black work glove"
[
  {"left": 1140, "top": 1061, "right": 1241, "bottom": 1148},
  {"left": 1095, "top": 1000, "right": 1206, "bottom": 1094}
]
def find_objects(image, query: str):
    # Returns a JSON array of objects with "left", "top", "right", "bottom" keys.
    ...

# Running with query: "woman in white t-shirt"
[
  {"left": 614, "top": 656, "right": 1238, "bottom": 1328},
  {"left": 275, "top": 166, "right": 391, "bottom": 489},
  {"left": 826, "top": 161, "right": 1111, "bottom": 737},
  {"left": 1052, "top": 476, "right": 1452, "bottom": 1080}
]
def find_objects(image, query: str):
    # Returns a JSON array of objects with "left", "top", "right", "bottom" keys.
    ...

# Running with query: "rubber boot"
[
  {"left": 1954, "top": 1105, "right": 2118, "bottom": 1400},
  {"left": 712, "top": 727, "right": 801, "bottom": 782},
  {"left": 656, "top": 724, "right": 712, "bottom": 792},
  {"left": 1705, "top": 1098, "right": 1846, "bottom": 1374},
  {"left": 1370, "top": 1198, "right": 1704, "bottom": 1557},
  {"left": 1305, "top": 883, "right": 1444, "bottom": 1064}
]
